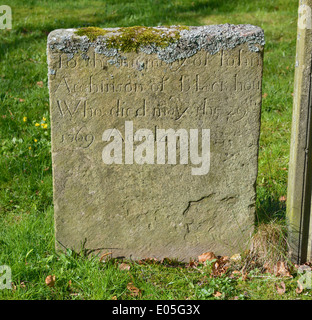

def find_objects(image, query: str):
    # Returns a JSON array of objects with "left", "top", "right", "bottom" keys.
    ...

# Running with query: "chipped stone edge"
[{"left": 47, "top": 24, "right": 265, "bottom": 65}]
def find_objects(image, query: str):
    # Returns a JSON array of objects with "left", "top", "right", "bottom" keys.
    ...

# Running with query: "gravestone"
[
  {"left": 287, "top": 0, "right": 312, "bottom": 264},
  {"left": 47, "top": 24, "right": 264, "bottom": 260}
]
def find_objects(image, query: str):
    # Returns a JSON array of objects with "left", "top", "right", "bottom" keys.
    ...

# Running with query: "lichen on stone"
[{"left": 48, "top": 24, "right": 265, "bottom": 64}]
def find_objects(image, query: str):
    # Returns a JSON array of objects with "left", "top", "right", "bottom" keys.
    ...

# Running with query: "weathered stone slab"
[{"left": 47, "top": 24, "right": 264, "bottom": 260}]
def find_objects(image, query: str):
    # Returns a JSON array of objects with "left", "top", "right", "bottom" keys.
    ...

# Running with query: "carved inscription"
[
  {"left": 54, "top": 97, "right": 253, "bottom": 125},
  {"left": 51, "top": 48, "right": 261, "bottom": 151},
  {"left": 48, "top": 25, "right": 264, "bottom": 261},
  {"left": 53, "top": 74, "right": 261, "bottom": 95},
  {"left": 60, "top": 127, "right": 94, "bottom": 149},
  {"left": 50, "top": 49, "right": 262, "bottom": 72}
]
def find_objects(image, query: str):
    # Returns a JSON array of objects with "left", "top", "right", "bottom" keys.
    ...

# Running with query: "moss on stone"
[
  {"left": 75, "top": 26, "right": 190, "bottom": 52},
  {"left": 75, "top": 27, "right": 109, "bottom": 41},
  {"left": 106, "top": 26, "right": 186, "bottom": 52}
]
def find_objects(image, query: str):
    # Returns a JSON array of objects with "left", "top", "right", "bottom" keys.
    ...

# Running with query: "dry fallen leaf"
[
  {"left": 231, "top": 270, "right": 241, "bottom": 277},
  {"left": 186, "top": 260, "right": 199, "bottom": 268},
  {"left": 45, "top": 275, "right": 56, "bottom": 287},
  {"left": 119, "top": 263, "right": 130, "bottom": 271},
  {"left": 211, "top": 256, "right": 230, "bottom": 277},
  {"left": 273, "top": 261, "right": 292, "bottom": 277},
  {"left": 296, "top": 280, "right": 304, "bottom": 294},
  {"left": 36, "top": 81, "right": 44, "bottom": 88},
  {"left": 127, "top": 282, "right": 141, "bottom": 297},
  {"left": 198, "top": 252, "right": 217, "bottom": 263},
  {"left": 275, "top": 281, "right": 286, "bottom": 295},
  {"left": 219, "top": 256, "right": 229, "bottom": 263},
  {"left": 230, "top": 253, "right": 241, "bottom": 262},
  {"left": 99, "top": 252, "right": 112, "bottom": 262},
  {"left": 262, "top": 93, "right": 268, "bottom": 99},
  {"left": 214, "top": 291, "right": 222, "bottom": 297}
]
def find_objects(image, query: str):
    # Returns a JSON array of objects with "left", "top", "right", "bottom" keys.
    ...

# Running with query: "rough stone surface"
[{"left": 47, "top": 25, "right": 264, "bottom": 260}]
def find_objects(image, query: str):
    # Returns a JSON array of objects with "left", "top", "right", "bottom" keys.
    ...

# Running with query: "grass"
[{"left": 0, "top": 0, "right": 310, "bottom": 300}]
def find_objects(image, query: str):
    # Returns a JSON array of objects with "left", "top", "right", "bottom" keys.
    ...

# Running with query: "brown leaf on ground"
[
  {"left": 231, "top": 270, "right": 241, "bottom": 278},
  {"left": 198, "top": 252, "right": 217, "bottom": 263},
  {"left": 273, "top": 261, "right": 292, "bottom": 277},
  {"left": 127, "top": 282, "right": 141, "bottom": 297},
  {"left": 214, "top": 291, "right": 222, "bottom": 297},
  {"left": 36, "top": 81, "right": 44, "bottom": 88},
  {"left": 211, "top": 256, "right": 230, "bottom": 277},
  {"left": 119, "top": 263, "right": 130, "bottom": 271},
  {"left": 45, "top": 275, "right": 56, "bottom": 287},
  {"left": 219, "top": 256, "right": 229, "bottom": 263},
  {"left": 275, "top": 281, "right": 286, "bottom": 295},
  {"left": 99, "top": 252, "right": 112, "bottom": 262},
  {"left": 296, "top": 280, "right": 304, "bottom": 294},
  {"left": 186, "top": 260, "right": 198, "bottom": 268},
  {"left": 230, "top": 253, "right": 241, "bottom": 262}
]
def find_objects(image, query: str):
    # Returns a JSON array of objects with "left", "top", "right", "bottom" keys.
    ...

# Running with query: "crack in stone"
[{"left": 182, "top": 194, "right": 215, "bottom": 216}]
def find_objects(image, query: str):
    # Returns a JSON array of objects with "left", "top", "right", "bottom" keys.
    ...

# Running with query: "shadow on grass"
[
  {"left": 8, "top": 0, "right": 267, "bottom": 34},
  {"left": 2, "top": 0, "right": 289, "bottom": 59},
  {"left": 256, "top": 196, "right": 286, "bottom": 226}
]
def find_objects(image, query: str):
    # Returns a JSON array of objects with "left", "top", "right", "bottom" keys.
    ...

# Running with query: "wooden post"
[{"left": 287, "top": 0, "right": 312, "bottom": 263}]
